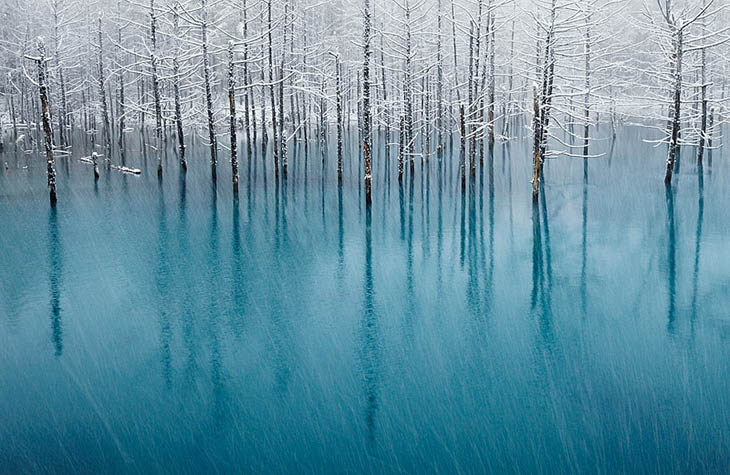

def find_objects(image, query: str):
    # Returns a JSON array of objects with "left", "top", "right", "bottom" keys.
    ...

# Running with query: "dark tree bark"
[
  {"left": 172, "top": 4, "right": 186, "bottom": 170},
  {"left": 332, "top": 53, "right": 344, "bottom": 183},
  {"left": 36, "top": 40, "right": 57, "bottom": 204},
  {"left": 149, "top": 1, "right": 163, "bottom": 176},
  {"left": 363, "top": 0, "right": 372, "bottom": 206},
  {"left": 97, "top": 18, "right": 112, "bottom": 162},
  {"left": 202, "top": 0, "right": 218, "bottom": 181},
  {"left": 229, "top": 42, "right": 238, "bottom": 192},
  {"left": 241, "top": 0, "right": 252, "bottom": 158},
  {"left": 665, "top": 28, "right": 683, "bottom": 185},
  {"left": 267, "top": 0, "right": 279, "bottom": 179}
]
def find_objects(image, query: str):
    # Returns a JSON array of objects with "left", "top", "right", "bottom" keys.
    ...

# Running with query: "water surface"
[{"left": 1, "top": 128, "right": 730, "bottom": 472}]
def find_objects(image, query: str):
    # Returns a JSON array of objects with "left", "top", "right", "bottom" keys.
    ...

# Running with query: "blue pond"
[{"left": 1, "top": 129, "right": 729, "bottom": 473}]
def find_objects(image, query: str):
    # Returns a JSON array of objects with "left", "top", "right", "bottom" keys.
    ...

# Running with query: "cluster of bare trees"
[{"left": 1, "top": 0, "right": 729, "bottom": 205}]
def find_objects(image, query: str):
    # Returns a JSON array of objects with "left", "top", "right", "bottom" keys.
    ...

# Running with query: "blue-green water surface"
[{"left": 1, "top": 128, "right": 730, "bottom": 473}]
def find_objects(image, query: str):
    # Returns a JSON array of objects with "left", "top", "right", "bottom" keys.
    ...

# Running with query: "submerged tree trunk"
[
  {"left": 52, "top": 3, "right": 67, "bottom": 150},
  {"left": 467, "top": 21, "right": 475, "bottom": 175},
  {"left": 229, "top": 42, "right": 238, "bottom": 192},
  {"left": 398, "top": 114, "right": 405, "bottom": 183},
  {"left": 259, "top": 45, "right": 268, "bottom": 155},
  {"left": 436, "top": 0, "right": 443, "bottom": 156},
  {"left": 241, "top": 0, "right": 252, "bottom": 158},
  {"left": 380, "top": 32, "right": 390, "bottom": 162},
  {"left": 583, "top": 12, "right": 591, "bottom": 157},
  {"left": 267, "top": 0, "right": 279, "bottom": 179},
  {"left": 139, "top": 77, "right": 146, "bottom": 142},
  {"left": 665, "top": 28, "right": 683, "bottom": 185},
  {"left": 332, "top": 53, "right": 343, "bottom": 183},
  {"left": 460, "top": 104, "right": 466, "bottom": 191},
  {"left": 488, "top": 7, "right": 495, "bottom": 149},
  {"left": 538, "top": 20, "right": 556, "bottom": 174},
  {"left": 149, "top": 1, "right": 163, "bottom": 177},
  {"left": 173, "top": 5, "right": 186, "bottom": 170},
  {"left": 697, "top": 30, "right": 707, "bottom": 165},
  {"left": 362, "top": 0, "right": 372, "bottom": 206},
  {"left": 37, "top": 40, "right": 57, "bottom": 205},
  {"left": 279, "top": 1, "right": 288, "bottom": 178},
  {"left": 117, "top": 29, "right": 126, "bottom": 163},
  {"left": 532, "top": 84, "right": 541, "bottom": 202},
  {"left": 97, "top": 18, "right": 112, "bottom": 162},
  {"left": 202, "top": 0, "right": 218, "bottom": 181},
  {"left": 502, "top": 17, "right": 515, "bottom": 138},
  {"left": 403, "top": 0, "right": 414, "bottom": 177}
]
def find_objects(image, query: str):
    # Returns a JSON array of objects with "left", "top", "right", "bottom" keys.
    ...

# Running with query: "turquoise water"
[{"left": 1, "top": 129, "right": 730, "bottom": 472}]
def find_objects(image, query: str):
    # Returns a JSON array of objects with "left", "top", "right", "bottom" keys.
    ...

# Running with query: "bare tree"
[
  {"left": 32, "top": 38, "right": 57, "bottom": 204},
  {"left": 363, "top": 0, "right": 372, "bottom": 205},
  {"left": 229, "top": 41, "right": 238, "bottom": 192}
]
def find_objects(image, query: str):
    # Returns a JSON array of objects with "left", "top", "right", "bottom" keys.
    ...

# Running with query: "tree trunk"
[
  {"left": 37, "top": 40, "right": 57, "bottom": 205},
  {"left": 363, "top": 0, "right": 372, "bottom": 206},
  {"left": 532, "top": 84, "right": 541, "bottom": 202},
  {"left": 202, "top": 0, "right": 218, "bottom": 181},
  {"left": 267, "top": 0, "right": 279, "bottom": 179},
  {"left": 172, "top": 5, "right": 186, "bottom": 170},
  {"left": 488, "top": 9, "right": 495, "bottom": 148},
  {"left": 436, "top": 0, "right": 443, "bottom": 156},
  {"left": 697, "top": 37, "right": 707, "bottom": 164},
  {"left": 149, "top": 1, "right": 163, "bottom": 176},
  {"left": 97, "top": 18, "right": 112, "bottom": 162},
  {"left": 229, "top": 42, "right": 238, "bottom": 192},
  {"left": 380, "top": 32, "right": 390, "bottom": 162},
  {"left": 460, "top": 104, "right": 466, "bottom": 191},
  {"left": 241, "top": 0, "right": 252, "bottom": 158},
  {"left": 583, "top": 13, "right": 591, "bottom": 157},
  {"left": 404, "top": 0, "right": 414, "bottom": 177},
  {"left": 334, "top": 54, "right": 344, "bottom": 183},
  {"left": 279, "top": 1, "right": 289, "bottom": 178},
  {"left": 665, "top": 28, "right": 683, "bottom": 185}
]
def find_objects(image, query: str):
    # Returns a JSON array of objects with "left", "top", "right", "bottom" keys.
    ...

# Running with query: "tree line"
[{"left": 0, "top": 0, "right": 728, "bottom": 205}]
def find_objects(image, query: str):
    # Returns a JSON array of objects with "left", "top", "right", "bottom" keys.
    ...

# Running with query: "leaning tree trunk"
[
  {"left": 37, "top": 40, "right": 57, "bottom": 205},
  {"left": 11, "top": 96, "right": 18, "bottom": 151}
]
